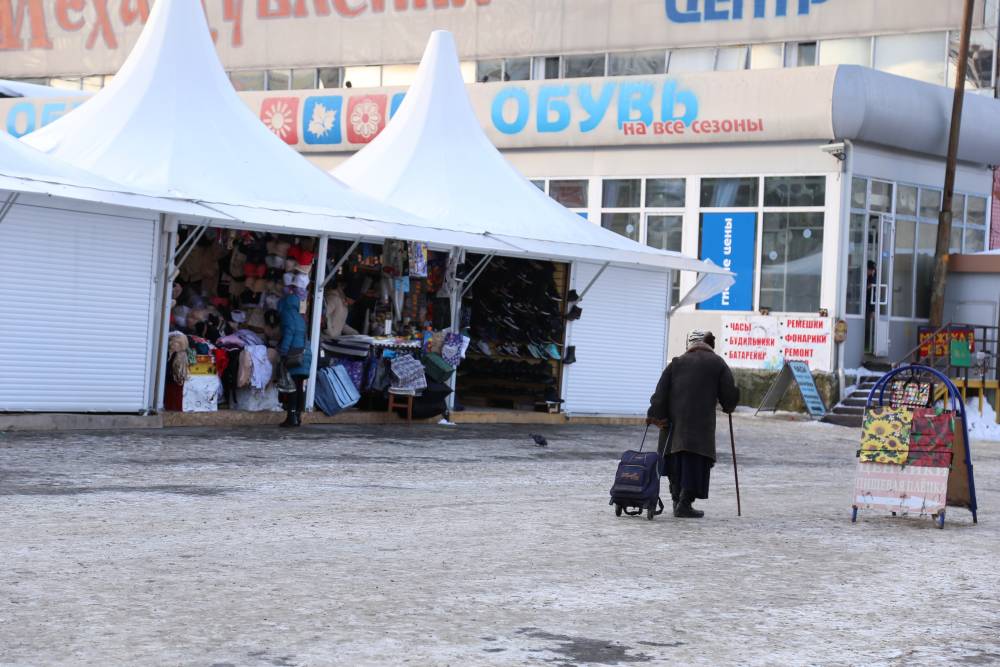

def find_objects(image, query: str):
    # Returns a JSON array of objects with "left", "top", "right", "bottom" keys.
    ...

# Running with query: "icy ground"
[{"left": 0, "top": 417, "right": 997, "bottom": 667}]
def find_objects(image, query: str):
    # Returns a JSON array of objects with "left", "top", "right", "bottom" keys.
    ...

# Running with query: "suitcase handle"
[{"left": 638, "top": 424, "right": 650, "bottom": 452}]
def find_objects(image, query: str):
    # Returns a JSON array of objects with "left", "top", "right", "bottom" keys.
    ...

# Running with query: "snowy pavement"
[{"left": 0, "top": 417, "right": 998, "bottom": 666}]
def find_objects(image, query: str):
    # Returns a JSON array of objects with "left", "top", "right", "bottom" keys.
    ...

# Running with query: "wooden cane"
[{"left": 729, "top": 413, "right": 742, "bottom": 517}]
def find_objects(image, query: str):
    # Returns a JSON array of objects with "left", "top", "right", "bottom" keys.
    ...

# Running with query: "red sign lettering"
[{"left": 0, "top": 0, "right": 51, "bottom": 49}]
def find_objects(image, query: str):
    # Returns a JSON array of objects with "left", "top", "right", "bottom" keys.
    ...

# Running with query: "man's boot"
[
  {"left": 279, "top": 409, "right": 297, "bottom": 428},
  {"left": 673, "top": 490, "right": 704, "bottom": 519}
]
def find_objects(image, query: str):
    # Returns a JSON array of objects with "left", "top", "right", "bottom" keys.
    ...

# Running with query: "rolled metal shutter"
[
  {"left": 563, "top": 263, "right": 669, "bottom": 415},
  {"left": 0, "top": 200, "right": 158, "bottom": 412}
]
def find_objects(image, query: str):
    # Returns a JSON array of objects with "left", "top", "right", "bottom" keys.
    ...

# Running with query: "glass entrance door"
[{"left": 865, "top": 214, "right": 895, "bottom": 357}]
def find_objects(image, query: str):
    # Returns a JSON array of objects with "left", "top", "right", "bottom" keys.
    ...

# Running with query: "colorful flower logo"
[
  {"left": 346, "top": 95, "right": 387, "bottom": 144},
  {"left": 260, "top": 97, "right": 300, "bottom": 145},
  {"left": 302, "top": 96, "right": 343, "bottom": 145}
]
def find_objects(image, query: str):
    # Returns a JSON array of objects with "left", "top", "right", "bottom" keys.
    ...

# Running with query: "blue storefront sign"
[
  {"left": 698, "top": 212, "right": 756, "bottom": 311},
  {"left": 666, "top": 0, "right": 829, "bottom": 23}
]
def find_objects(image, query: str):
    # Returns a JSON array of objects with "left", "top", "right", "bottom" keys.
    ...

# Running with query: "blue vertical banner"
[{"left": 698, "top": 212, "right": 757, "bottom": 311}]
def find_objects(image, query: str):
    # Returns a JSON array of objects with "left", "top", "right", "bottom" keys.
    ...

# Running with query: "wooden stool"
[{"left": 388, "top": 390, "right": 415, "bottom": 423}]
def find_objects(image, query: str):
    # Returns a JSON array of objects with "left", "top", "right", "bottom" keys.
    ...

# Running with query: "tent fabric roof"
[
  {"left": 20, "top": 0, "right": 417, "bottom": 228},
  {"left": 334, "top": 30, "right": 732, "bottom": 277},
  {"left": 0, "top": 128, "right": 221, "bottom": 219}
]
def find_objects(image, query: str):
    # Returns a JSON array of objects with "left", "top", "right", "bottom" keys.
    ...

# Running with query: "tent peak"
[{"left": 21, "top": 0, "right": 418, "bottom": 226}]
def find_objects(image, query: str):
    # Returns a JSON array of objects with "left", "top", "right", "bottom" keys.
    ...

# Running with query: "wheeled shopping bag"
[{"left": 609, "top": 426, "right": 666, "bottom": 521}]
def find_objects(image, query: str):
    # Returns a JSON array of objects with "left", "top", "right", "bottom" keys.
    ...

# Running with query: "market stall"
[{"left": 335, "top": 31, "right": 732, "bottom": 415}]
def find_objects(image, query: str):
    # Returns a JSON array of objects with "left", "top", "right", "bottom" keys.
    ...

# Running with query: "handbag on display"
[
  {"left": 422, "top": 352, "right": 455, "bottom": 384},
  {"left": 408, "top": 241, "right": 429, "bottom": 278},
  {"left": 389, "top": 354, "right": 427, "bottom": 392},
  {"left": 859, "top": 406, "right": 913, "bottom": 465},
  {"left": 440, "top": 332, "right": 464, "bottom": 367},
  {"left": 888, "top": 379, "right": 932, "bottom": 410},
  {"left": 907, "top": 407, "right": 955, "bottom": 468}
]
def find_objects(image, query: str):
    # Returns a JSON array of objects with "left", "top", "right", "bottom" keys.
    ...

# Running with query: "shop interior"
[{"left": 166, "top": 225, "right": 573, "bottom": 418}]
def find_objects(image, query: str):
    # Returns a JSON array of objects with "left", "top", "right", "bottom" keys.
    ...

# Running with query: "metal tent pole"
[
  {"left": 0, "top": 192, "right": 19, "bottom": 225},
  {"left": 304, "top": 234, "right": 330, "bottom": 413},
  {"left": 154, "top": 216, "right": 179, "bottom": 411}
]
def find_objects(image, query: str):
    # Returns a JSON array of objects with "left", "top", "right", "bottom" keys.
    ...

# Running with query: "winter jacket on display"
[
  {"left": 278, "top": 295, "right": 312, "bottom": 377},
  {"left": 647, "top": 342, "right": 740, "bottom": 462}
]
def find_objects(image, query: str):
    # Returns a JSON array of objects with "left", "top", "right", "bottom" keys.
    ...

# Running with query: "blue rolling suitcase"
[{"left": 609, "top": 426, "right": 666, "bottom": 520}]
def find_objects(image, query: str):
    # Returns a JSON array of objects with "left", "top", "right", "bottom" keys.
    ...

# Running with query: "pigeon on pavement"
[{"left": 530, "top": 433, "right": 548, "bottom": 447}]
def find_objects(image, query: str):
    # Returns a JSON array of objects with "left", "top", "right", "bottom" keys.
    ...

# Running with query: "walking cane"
[{"left": 728, "top": 413, "right": 742, "bottom": 517}]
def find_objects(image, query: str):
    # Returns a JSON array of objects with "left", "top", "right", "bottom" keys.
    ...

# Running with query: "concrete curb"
[{"left": 0, "top": 410, "right": 646, "bottom": 432}]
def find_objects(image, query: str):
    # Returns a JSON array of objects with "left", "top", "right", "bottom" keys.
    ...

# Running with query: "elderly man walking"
[{"left": 647, "top": 330, "right": 740, "bottom": 518}]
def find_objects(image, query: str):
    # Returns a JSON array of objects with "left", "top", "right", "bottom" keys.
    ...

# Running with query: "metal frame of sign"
[
  {"left": 755, "top": 360, "right": 827, "bottom": 419},
  {"left": 852, "top": 364, "right": 979, "bottom": 528}
]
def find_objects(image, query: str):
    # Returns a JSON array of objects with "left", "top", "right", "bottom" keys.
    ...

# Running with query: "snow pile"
[{"left": 965, "top": 399, "right": 1000, "bottom": 441}]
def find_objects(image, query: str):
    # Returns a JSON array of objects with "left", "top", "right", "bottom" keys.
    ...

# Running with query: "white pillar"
[
  {"left": 304, "top": 234, "right": 329, "bottom": 412},
  {"left": 154, "top": 215, "right": 179, "bottom": 412}
]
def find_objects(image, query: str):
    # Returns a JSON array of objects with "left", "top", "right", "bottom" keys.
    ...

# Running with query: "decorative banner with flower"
[{"left": 346, "top": 95, "right": 387, "bottom": 144}]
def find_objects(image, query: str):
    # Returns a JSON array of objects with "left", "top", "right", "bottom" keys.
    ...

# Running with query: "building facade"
[{"left": 3, "top": 0, "right": 1000, "bottom": 396}]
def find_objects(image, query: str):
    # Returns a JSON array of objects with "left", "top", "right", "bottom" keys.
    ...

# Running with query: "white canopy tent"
[
  {"left": 334, "top": 31, "right": 732, "bottom": 277},
  {"left": 335, "top": 31, "right": 734, "bottom": 414}
]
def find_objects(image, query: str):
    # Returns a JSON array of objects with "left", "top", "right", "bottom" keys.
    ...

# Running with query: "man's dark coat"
[{"left": 647, "top": 342, "right": 740, "bottom": 461}]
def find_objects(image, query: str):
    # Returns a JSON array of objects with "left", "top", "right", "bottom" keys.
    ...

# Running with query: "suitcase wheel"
[{"left": 614, "top": 503, "right": 623, "bottom": 517}]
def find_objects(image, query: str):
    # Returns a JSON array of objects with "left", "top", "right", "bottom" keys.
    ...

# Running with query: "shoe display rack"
[{"left": 458, "top": 257, "right": 569, "bottom": 411}]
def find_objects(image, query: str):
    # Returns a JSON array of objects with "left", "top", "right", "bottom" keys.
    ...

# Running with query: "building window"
[
  {"left": 291, "top": 68, "right": 317, "bottom": 90},
  {"left": 563, "top": 54, "right": 606, "bottom": 79},
  {"left": 949, "top": 29, "right": 997, "bottom": 91},
  {"left": 896, "top": 185, "right": 918, "bottom": 217},
  {"left": 477, "top": 59, "right": 503, "bottom": 83},
  {"left": 343, "top": 65, "right": 381, "bottom": 88},
  {"left": 749, "top": 43, "right": 783, "bottom": 70},
  {"left": 532, "top": 56, "right": 561, "bottom": 80},
  {"left": 764, "top": 176, "right": 826, "bottom": 208},
  {"left": 892, "top": 219, "right": 916, "bottom": 318},
  {"left": 819, "top": 37, "right": 872, "bottom": 67},
  {"left": 668, "top": 47, "right": 717, "bottom": 73},
  {"left": 504, "top": 58, "right": 532, "bottom": 81},
  {"left": 919, "top": 188, "right": 942, "bottom": 219},
  {"left": 645, "top": 178, "right": 686, "bottom": 208},
  {"left": 716, "top": 46, "right": 748, "bottom": 71},
  {"left": 318, "top": 67, "right": 342, "bottom": 89},
  {"left": 609, "top": 50, "right": 666, "bottom": 76},
  {"left": 601, "top": 213, "right": 640, "bottom": 241},
  {"left": 846, "top": 213, "right": 867, "bottom": 316},
  {"left": 870, "top": 180, "right": 893, "bottom": 213},
  {"left": 647, "top": 214, "right": 684, "bottom": 304},
  {"left": 915, "top": 221, "right": 937, "bottom": 318},
  {"left": 874, "top": 32, "right": 947, "bottom": 86},
  {"left": 785, "top": 42, "right": 817, "bottom": 67},
  {"left": 266, "top": 69, "right": 291, "bottom": 90},
  {"left": 533, "top": 179, "right": 588, "bottom": 218},
  {"left": 382, "top": 64, "right": 420, "bottom": 86},
  {"left": 230, "top": 70, "right": 266, "bottom": 91},
  {"left": 759, "top": 212, "right": 824, "bottom": 313},
  {"left": 549, "top": 180, "right": 588, "bottom": 209},
  {"left": 602, "top": 179, "right": 641, "bottom": 209},
  {"left": 700, "top": 177, "right": 759, "bottom": 208}
]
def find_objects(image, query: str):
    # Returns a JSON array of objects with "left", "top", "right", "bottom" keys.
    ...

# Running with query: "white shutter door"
[
  {"left": 0, "top": 203, "right": 158, "bottom": 412},
  {"left": 564, "top": 263, "right": 669, "bottom": 415}
]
